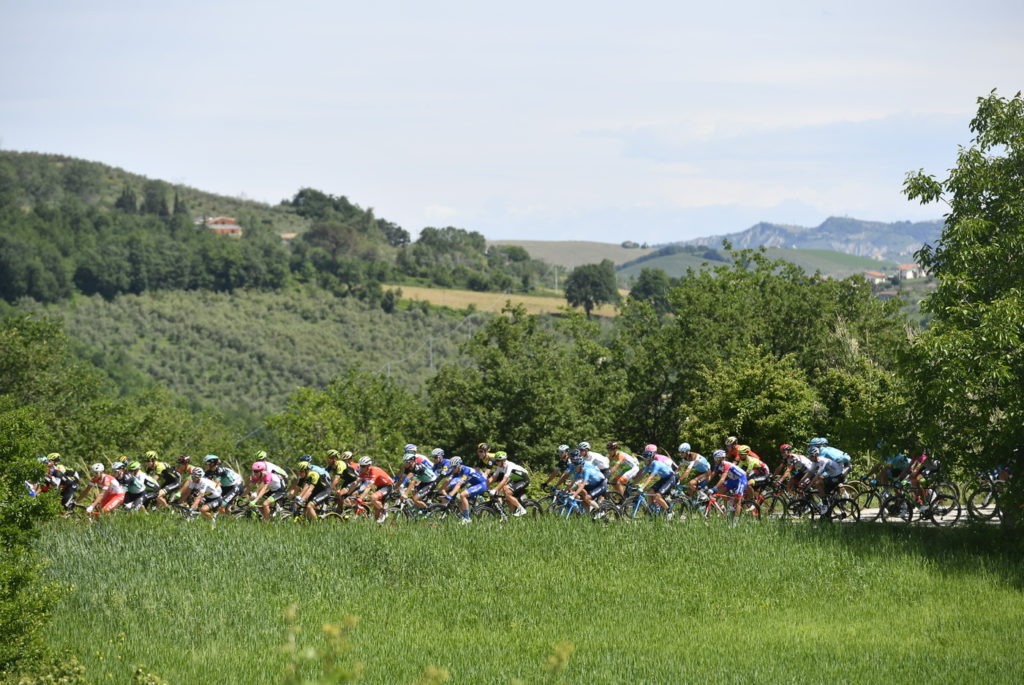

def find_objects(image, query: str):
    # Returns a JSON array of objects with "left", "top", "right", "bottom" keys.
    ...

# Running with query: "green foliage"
[
  {"left": 426, "top": 304, "right": 619, "bottom": 466},
  {"left": 902, "top": 90, "right": 1024, "bottom": 511},
  {"left": 626, "top": 267, "right": 671, "bottom": 314},
  {"left": 264, "top": 367, "right": 426, "bottom": 468},
  {"left": 563, "top": 259, "right": 621, "bottom": 317}
]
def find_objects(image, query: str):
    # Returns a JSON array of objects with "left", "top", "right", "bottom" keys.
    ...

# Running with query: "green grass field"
[
  {"left": 39, "top": 517, "right": 1023, "bottom": 684},
  {"left": 488, "top": 240, "right": 658, "bottom": 269}
]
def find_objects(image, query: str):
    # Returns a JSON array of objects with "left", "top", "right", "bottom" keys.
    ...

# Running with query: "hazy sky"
[{"left": 2, "top": 1, "right": 1021, "bottom": 243}]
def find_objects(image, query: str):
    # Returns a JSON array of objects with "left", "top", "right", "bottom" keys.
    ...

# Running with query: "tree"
[
  {"left": 902, "top": 90, "right": 1024, "bottom": 512},
  {"left": 564, "top": 259, "right": 621, "bottom": 317},
  {"left": 140, "top": 180, "right": 170, "bottom": 217},
  {"left": 628, "top": 267, "right": 672, "bottom": 314},
  {"left": 114, "top": 185, "right": 137, "bottom": 213}
]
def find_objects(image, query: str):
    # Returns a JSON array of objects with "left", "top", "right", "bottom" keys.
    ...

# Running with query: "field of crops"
[
  {"left": 394, "top": 285, "right": 623, "bottom": 317},
  {"left": 39, "top": 517, "right": 1023, "bottom": 684}
]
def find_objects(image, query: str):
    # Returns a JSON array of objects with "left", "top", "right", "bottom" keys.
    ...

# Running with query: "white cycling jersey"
[
  {"left": 585, "top": 451, "right": 610, "bottom": 470},
  {"left": 190, "top": 477, "right": 222, "bottom": 498}
]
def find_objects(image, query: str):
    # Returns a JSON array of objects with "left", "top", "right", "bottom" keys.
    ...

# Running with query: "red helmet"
[{"left": 780, "top": 444, "right": 793, "bottom": 451}]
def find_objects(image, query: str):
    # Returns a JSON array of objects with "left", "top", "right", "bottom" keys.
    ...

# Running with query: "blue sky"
[{"left": 1, "top": 1, "right": 1021, "bottom": 243}]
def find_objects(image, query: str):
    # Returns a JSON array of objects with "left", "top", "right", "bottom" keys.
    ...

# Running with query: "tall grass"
[{"left": 39, "top": 517, "right": 1024, "bottom": 684}]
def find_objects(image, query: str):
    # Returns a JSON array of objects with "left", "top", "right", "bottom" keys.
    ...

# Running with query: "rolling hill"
[
  {"left": 488, "top": 239, "right": 657, "bottom": 269},
  {"left": 617, "top": 247, "right": 895, "bottom": 280}
]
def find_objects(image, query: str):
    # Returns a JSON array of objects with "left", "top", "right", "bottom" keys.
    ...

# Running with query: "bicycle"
[
  {"left": 545, "top": 486, "right": 619, "bottom": 521},
  {"left": 966, "top": 471, "right": 1004, "bottom": 522},
  {"left": 620, "top": 486, "right": 675, "bottom": 520},
  {"left": 702, "top": 490, "right": 759, "bottom": 521},
  {"left": 880, "top": 482, "right": 960, "bottom": 526}
]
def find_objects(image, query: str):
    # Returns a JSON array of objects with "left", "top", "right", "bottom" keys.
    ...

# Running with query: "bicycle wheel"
[
  {"left": 739, "top": 500, "right": 761, "bottom": 520},
  {"left": 880, "top": 494, "right": 913, "bottom": 523},
  {"left": 592, "top": 500, "right": 620, "bottom": 522},
  {"left": 855, "top": 489, "right": 884, "bottom": 521},
  {"left": 520, "top": 500, "right": 544, "bottom": 518},
  {"left": 925, "top": 494, "right": 961, "bottom": 527},
  {"left": 760, "top": 495, "right": 788, "bottom": 520},
  {"left": 966, "top": 486, "right": 999, "bottom": 522},
  {"left": 321, "top": 511, "right": 347, "bottom": 524},
  {"left": 473, "top": 502, "right": 505, "bottom": 520},
  {"left": 827, "top": 497, "right": 860, "bottom": 523},
  {"left": 620, "top": 495, "right": 649, "bottom": 520}
]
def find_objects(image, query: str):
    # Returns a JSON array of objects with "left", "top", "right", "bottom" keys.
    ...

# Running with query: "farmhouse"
[
  {"left": 898, "top": 263, "right": 926, "bottom": 280},
  {"left": 196, "top": 216, "right": 243, "bottom": 237},
  {"left": 863, "top": 270, "right": 889, "bottom": 284}
]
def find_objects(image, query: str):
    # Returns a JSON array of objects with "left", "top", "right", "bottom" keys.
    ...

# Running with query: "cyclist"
[
  {"left": 293, "top": 459, "right": 334, "bottom": 521},
  {"left": 401, "top": 452, "right": 439, "bottom": 512},
  {"left": 144, "top": 452, "right": 180, "bottom": 509},
  {"left": 678, "top": 444, "right": 713, "bottom": 497},
  {"left": 430, "top": 448, "right": 452, "bottom": 479},
  {"left": 444, "top": 456, "right": 489, "bottom": 524},
  {"left": 183, "top": 466, "right": 222, "bottom": 520},
  {"left": 710, "top": 451, "right": 749, "bottom": 518},
  {"left": 608, "top": 442, "right": 641, "bottom": 499},
  {"left": 568, "top": 452, "right": 608, "bottom": 514},
  {"left": 776, "top": 444, "right": 813, "bottom": 495},
  {"left": 737, "top": 445, "right": 771, "bottom": 501},
  {"left": 724, "top": 436, "right": 740, "bottom": 462},
  {"left": 81, "top": 463, "right": 126, "bottom": 514},
  {"left": 578, "top": 441, "right": 610, "bottom": 479},
  {"left": 346, "top": 456, "right": 394, "bottom": 523},
  {"left": 647, "top": 444, "right": 678, "bottom": 472},
  {"left": 325, "top": 450, "right": 359, "bottom": 508},
  {"left": 204, "top": 455, "right": 244, "bottom": 512},
  {"left": 635, "top": 448, "right": 677, "bottom": 513},
  {"left": 249, "top": 460, "right": 288, "bottom": 522},
  {"left": 475, "top": 442, "right": 496, "bottom": 474},
  {"left": 123, "top": 461, "right": 161, "bottom": 511},
  {"left": 488, "top": 451, "right": 530, "bottom": 516},
  {"left": 866, "top": 449, "right": 911, "bottom": 486},
  {"left": 802, "top": 446, "right": 844, "bottom": 505},
  {"left": 43, "top": 453, "right": 81, "bottom": 512},
  {"left": 543, "top": 445, "right": 573, "bottom": 488},
  {"left": 811, "top": 437, "right": 852, "bottom": 474},
  {"left": 902, "top": 451, "right": 942, "bottom": 512}
]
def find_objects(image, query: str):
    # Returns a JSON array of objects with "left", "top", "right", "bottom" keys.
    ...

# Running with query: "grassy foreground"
[{"left": 39, "top": 517, "right": 1024, "bottom": 684}]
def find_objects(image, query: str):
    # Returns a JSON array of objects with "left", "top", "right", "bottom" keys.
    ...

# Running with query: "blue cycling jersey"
[
  {"left": 820, "top": 446, "right": 851, "bottom": 465},
  {"left": 310, "top": 465, "right": 330, "bottom": 479},
  {"left": 642, "top": 460, "right": 673, "bottom": 479},
  {"left": 451, "top": 466, "right": 487, "bottom": 488},
  {"left": 687, "top": 456, "right": 710, "bottom": 474},
  {"left": 884, "top": 453, "right": 910, "bottom": 469},
  {"left": 432, "top": 458, "right": 451, "bottom": 477},
  {"left": 574, "top": 463, "right": 606, "bottom": 486}
]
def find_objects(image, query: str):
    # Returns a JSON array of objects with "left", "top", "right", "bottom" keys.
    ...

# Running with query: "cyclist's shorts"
[
  {"left": 311, "top": 487, "right": 333, "bottom": 505},
  {"left": 221, "top": 483, "right": 241, "bottom": 506},
  {"left": 375, "top": 485, "right": 394, "bottom": 500},
  {"left": 415, "top": 480, "right": 438, "bottom": 498},
  {"left": 724, "top": 477, "right": 747, "bottom": 496},
  {"left": 202, "top": 494, "right": 222, "bottom": 510},
  {"left": 466, "top": 482, "right": 487, "bottom": 499},
  {"left": 123, "top": 491, "right": 146, "bottom": 510},
  {"left": 652, "top": 473, "right": 679, "bottom": 495},
  {"left": 887, "top": 468, "right": 902, "bottom": 481},
  {"left": 97, "top": 492, "right": 124, "bottom": 512},
  {"left": 585, "top": 480, "right": 608, "bottom": 499},
  {"left": 509, "top": 479, "right": 530, "bottom": 498}
]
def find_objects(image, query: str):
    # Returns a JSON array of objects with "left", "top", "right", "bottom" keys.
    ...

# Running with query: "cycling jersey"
[
  {"left": 788, "top": 454, "right": 813, "bottom": 473},
  {"left": 327, "top": 460, "right": 359, "bottom": 488},
  {"left": 610, "top": 452, "right": 640, "bottom": 474},
  {"left": 147, "top": 461, "right": 180, "bottom": 490},
  {"left": 92, "top": 473, "right": 125, "bottom": 495},
  {"left": 206, "top": 466, "right": 243, "bottom": 488},
  {"left": 409, "top": 461, "right": 438, "bottom": 484},
  {"left": 359, "top": 466, "right": 394, "bottom": 488},
  {"left": 653, "top": 454, "right": 678, "bottom": 471},
  {"left": 451, "top": 466, "right": 487, "bottom": 488},
  {"left": 125, "top": 471, "right": 160, "bottom": 495},
  {"left": 720, "top": 461, "right": 747, "bottom": 480},
  {"left": 584, "top": 451, "right": 610, "bottom": 471},
  {"left": 686, "top": 456, "right": 711, "bottom": 474},
  {"left": 820, "top": 446, "right": 851, "bottom": 465},
  {"left": 883, "top": 453, "right": 910, "bottom": 470},
  {"left": 573, "top": 463, "right": 606, "bottom": 487},
  {"left": 299, "top": 469, "right": 330, "bottom": 490},
  {"left": 642, "top": 460, "right": 673, "bottom": 480},
  {"left": 740, "top": 455, "right": 768, "bottom": 473},
  {"left": 814, "top": 457, "right": 844, "bottom": 479},
  {"left": 263, "top": 461, "right": 289, "bottom": 479},
  {"left": 432, "top": 457, "right": 452, "bottom": 478},
  {"left": 493, "top": 460, "right": 530, "bottom": 482},
  {"left": 190, "top": 477, "right": 222, "bottom": 498}
]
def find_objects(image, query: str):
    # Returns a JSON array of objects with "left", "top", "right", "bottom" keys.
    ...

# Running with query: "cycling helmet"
[
  {"left": 494, "top": 451, "right": 508, "bottom": 461},
  {"left": 449, "top": 457, "right": 463, "bottom": 468},
  {"left": 607, "top": 441, "right": 619, "bottom": 450},
  {"left": 190, "top": 467, "right": 204, "bottom": 478},
  {"left": 477, "top": 443, "right": 490, "bottom": 451},
  {"left": 358, "top": 456, "right": 373, "bottom": 467},
  {"left": 255, "top": 450, "right": 268, "bottom": 460},
  {"left": 712, "top": 449, "right": 726, "bottom": 461},
  {"left": 810, "top": 437, "right": 828, "bottom": 447},
  {"left": 37, "top": 456, "right": 50, "bottom": 464},
  {"left": 296, "top": 461, "right": 310, "bottom": 471},
  {"left": 431, "top": 448, "right": 445, "bottom": 458},
  {"left": 569, "top": 449, "right": 581, "bottom": 459},
  {"left": 644, "top": 444, "right": 657, "bottom": 454},
  {"left": 571, "top": 455, "right": 585, "bottom": 466},
  {"left": 127, "top": 461, "right": 141, "bottom": 471},
  {"left": 738, "top": 445, "right": 751, "bottom": 456},
  {"left": 204, "top": 454, "right": 220, "bottom": 463},
  {"left": 47, "top": 452, "right": 61, "bottom": 461},
  {"left": 725, "top": 436, "right": 738, "bottom": 447},
  {"left": 144, "top": 450, "right": 158, "bottom": 460},
  {"left": 780, "top": 444, "right": 793, "bottom": 451},
  {"left": 808, "top": 447, "right": 821, "bottom": 457},
  {"left": 557, "top": 444, "right": 570, "bottom": 454},
  {"left": 90, "top": 463, "right": 104, "bottom": 474},
  {"left": 326, "top": 449, "right": 340, "bottom": 458},
  {"left": 403, "top": 453, "right": 416, "bottom": 463},
  {"left": 342, "top": 451, "right": 353, "bottom": 459},
  {"left": 678, "top": 442, "right": 691, "bottom": 453},
  {"left": 578, "top": 441, "right": 591, "bottom": 450},
  {"left": 112, "top": 461, "right": 125, "bottom": 470},
  {"left": 404, "top": 443, "right": 417, "bottom": 453},
  {"left": 298, "top": 454, "right": 313, "bottom": 464},
  {"left": 177, "top": 454, "right": 192, "bottom": 464},
  {"left": 251, "top": 461, "right": 267, "bottom": 472}
]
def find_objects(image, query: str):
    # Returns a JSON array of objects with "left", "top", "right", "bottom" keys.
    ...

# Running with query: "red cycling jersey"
[{"left": 359, "top": 466, "right": 394, "bottom": 488}]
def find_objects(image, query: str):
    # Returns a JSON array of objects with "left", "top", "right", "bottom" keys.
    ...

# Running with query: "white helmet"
[
  {"left": 578, "top": 441, "right": 591, "bottom": 450},
  {"left": 431, "top": 448, "right": 445, "bottom": 458},
  {"left": 190, "top": 467, "right": 204, "bottom": 478},
  {"left": 403, "top": 453, "right": 416, "bottom": 462},
  {"left": 90, "top": 463, "right": 104, "bottom": 474},
  {"left": 358, "top": 456, "right": 373, "bottom": 467},
  {"left": 678, "top": 442, "right": 691, "bottom": 453}
]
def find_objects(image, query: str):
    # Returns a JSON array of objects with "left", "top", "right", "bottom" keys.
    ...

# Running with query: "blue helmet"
[{"left": 810, "top": 437, "right": 828, "bottom": 447}]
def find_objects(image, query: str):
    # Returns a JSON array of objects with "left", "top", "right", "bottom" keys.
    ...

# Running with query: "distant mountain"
[{"left": 679, "top": 216, "right": 942, "bottom": 262}]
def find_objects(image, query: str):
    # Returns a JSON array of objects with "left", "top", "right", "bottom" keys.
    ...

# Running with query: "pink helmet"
[
  {"left": 644, "top": 444, "right": 657, "bottom": 453},
  {"left": 251, "top": 461, "right": 267, "bottom": 472}
]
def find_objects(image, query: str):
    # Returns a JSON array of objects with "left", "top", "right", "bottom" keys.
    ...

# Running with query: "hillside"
[
  {"left": 681, "top": 216, "right": 942, "bottom": 262},
  {"left": 488, "top": 239, "right": 657, "bottom": 269},
  {"left": 19, "top": 288, "right": 484, "bottom": 427},
  {"left": 618, "top": 246, "right": 894, "bottom": 280}
]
